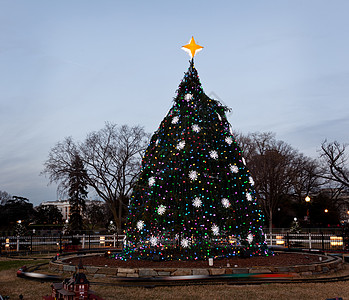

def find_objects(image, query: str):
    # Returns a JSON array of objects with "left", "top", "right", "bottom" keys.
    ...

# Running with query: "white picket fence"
[
  {"left": 0, "top": 233, "right": 347, "bottom": 253},
  {"left": 0, "top": 234, "right": 125, "bottom": 253},
  {"left": 265, "top": 232, "right": 345, "bottom": 251}
]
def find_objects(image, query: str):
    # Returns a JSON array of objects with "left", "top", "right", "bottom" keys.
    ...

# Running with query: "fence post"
[
  {"left": 113, "top": 234, "right": 116, "bottom": 248},
  {"left": 16, "top": 237, "right": 20, "bottom": 252},
  {"left": 286, "top": 232, "right": 289, "bottom": 248},
  {"left": 30, "top": 233, "right": 33, "bottom": 254},
  {"left": 88, "top": 233, "right": 91, "bottom": 250},
  {"left": 321, "top": 232, "right": 324, "bottom": 251},
  {"left": 309, "top": 233, "right": 312, "bottom": 250},
  {"left": 82, "top": 234, "right": 85, "bottom": 249}
]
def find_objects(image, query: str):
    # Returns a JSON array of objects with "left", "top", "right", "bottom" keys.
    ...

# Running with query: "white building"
[{"left": 40, "top": 199, "right": 103, "bottom": 221}]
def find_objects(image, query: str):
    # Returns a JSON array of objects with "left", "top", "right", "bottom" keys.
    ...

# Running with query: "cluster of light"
[
  {"left": 221, "top": 198, "right": 231, "bottom": 208},
  {"left": 189, "top": 170, "right": 198, "bottom": 181},
  {"left": 181, "top": 237, "right": 190, "bottom": 248},
  {"left": 247, "top": 233, "right": 254, "bottom": 244},
  {"left": 229, "top": 164, "right": 239, "bottom": 173},
  {"left": 176, "top": 140, "right": 186, "bottom": 150},
  {"left": 184, "top": 93, "right": 193, "bottom": 101},
  {"left": 172, "top": 116, "right": 179, "bottom": 124},
  {"left": 120, "top": 60, "right": 270, "bottom": 261},
  {"left": 193, "top": 197, "right": 202, "bottom": 208},
  {"left": 211, "top": 224, "right": 220, "bottom": 236},
  {"left": 136, "top": 220, "right": 145, "bottom": 230},
  {"left": 149, "top": 236, "right": 158, "bottom": 246},
  {"left": 192, "top": 124, "right": 201, "bottom": 132},
  {"left": 148, "top": 177, "right": 155, "bottom": 187},
  {"left": 225, "top": 136, "right": 233, "bottom": 145},
  {"left": 157, "top": 204, "right": 166, "bottom": 215},
  {"left": 209, "top": 150, "right": 218, "bottom": 160}
]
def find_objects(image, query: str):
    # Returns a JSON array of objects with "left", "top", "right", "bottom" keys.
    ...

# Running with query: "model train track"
[{"left": 17, "top": 263, "right": 349, "bottom": 287}]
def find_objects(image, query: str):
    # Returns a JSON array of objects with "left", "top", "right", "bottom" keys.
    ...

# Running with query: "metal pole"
[{"left": 59, "top": 233, "right": 62, "bottom": 254}]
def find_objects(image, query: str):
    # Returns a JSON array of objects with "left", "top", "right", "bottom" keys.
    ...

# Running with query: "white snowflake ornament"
[
  {"left": 229, "top": 164, "right": 239, "bottom": 173},
  {"left": 181, "top": 237, "right": 190, "bottom": 248},
  {"left": 184, "top": 93, "right": 193, "bottom": 101},
  {"left": 221, "top": 198, "right": 231, "bottom": 208},
  {"left": 209, "top": 150, "right": 218, "bottom": 160},
  {"left": 148, "top": 176, "right": 156, "bottom": 187},
  {"left": 136, "top": 220, "right": 145, "bottom": 230},
  {"left": 171, "top": 116, "right": 179, "bottom": 124},
  {"left": 192, "top": 124, "right": 201, "bottom": 133},
  {"left": 189, "top": 170, "right": 198, "bottom": 181},
  {"left": 246, "top": 192, "right": 253, "bottom": 201},
  {"left": 149, "top": 236, "right": 158, "bottom": 246},
  {"left": 192, "top": 197, "right": 202, "bottom": 208},
  {"left": 247, "top": 233, "right": 254, "bottom": 244},
  {"left": 157, "top": 204, "right": 166, "bottom": 215},
  {"left": 211, "top": 224, "right": 220, "bottom": 236},
  {"left": 225, "top": 136, "right": 233, "bottom": 145},
  {"left": 249, "top": 176, "right": 255, "bottom": 186},
  {"left": 176, "top": 140, "right": 186, "bottom": 150}
]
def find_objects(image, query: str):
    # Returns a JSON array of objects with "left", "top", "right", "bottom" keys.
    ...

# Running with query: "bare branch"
[{"left": 320, "top": 140, "right": 349, "bottom": 188}]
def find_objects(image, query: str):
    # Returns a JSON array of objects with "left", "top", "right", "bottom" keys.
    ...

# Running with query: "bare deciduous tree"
[
  {"left": 80, "top": 123, "right": 149, "bottom": 233},
  {"left": 292, "top": 154, "right": 323, "bottom": 201},
  {"left": 0, "top": 190, "right": 12, "bottom": 205},
  {"left": 43, "top": 123, "right": 149, "bottom": 233},
  {"left": 320, "top": 140, "right": 349, "bottom": 188},
  {"left": 235, "top": 132, "right": 320, "bottom": 232},
  {"left": 43, "top": 137, "right": 78, "bottom": 195}
]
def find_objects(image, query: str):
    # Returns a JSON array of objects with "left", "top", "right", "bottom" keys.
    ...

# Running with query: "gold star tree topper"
[{"left": 182, "top": 36, "right": 203, "bottom": 58}]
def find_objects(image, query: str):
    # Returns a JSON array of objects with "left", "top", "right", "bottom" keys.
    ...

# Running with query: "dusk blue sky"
[{"left": 1, "top": 1, "right": 348, "bottom": 206}]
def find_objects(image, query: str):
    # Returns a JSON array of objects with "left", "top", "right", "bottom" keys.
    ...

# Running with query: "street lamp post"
[{"left": 305, "top": 196, "right": 311, "bottom": 226}]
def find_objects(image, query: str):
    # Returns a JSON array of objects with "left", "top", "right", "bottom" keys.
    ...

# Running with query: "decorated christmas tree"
[{"left": 122, "top": 37, "right": 269, "bottom": 261}]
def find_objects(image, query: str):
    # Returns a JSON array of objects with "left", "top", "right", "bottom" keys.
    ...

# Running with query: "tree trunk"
[
  {"left": 118, "top": 197, "right": 123, "bottom": 234},
  {"left": 110, "top": 202, "right": 119, "bottom": 232},
  {"left": 269, "top": 208, "right": 273, "bottom": 235}
]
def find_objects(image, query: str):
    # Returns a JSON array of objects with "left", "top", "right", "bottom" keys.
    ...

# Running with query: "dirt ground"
[{"left": 65, "top": 252, "right": 326, "bottom": 268}]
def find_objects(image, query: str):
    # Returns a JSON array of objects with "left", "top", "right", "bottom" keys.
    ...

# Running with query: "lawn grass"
[
  {"left": 0, "top": 258, "right": 48, "bottom": 272},
  {"left": 0, "top": 256, "right": 349, "bottom": 300}
]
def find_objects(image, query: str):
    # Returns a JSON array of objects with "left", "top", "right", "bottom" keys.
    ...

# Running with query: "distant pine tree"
[
  {"left": 122, "top": 60, "right": 269, "bottom": 260},
  {"left": 67, "top": 154, "right": 88, "bottom": 232}
]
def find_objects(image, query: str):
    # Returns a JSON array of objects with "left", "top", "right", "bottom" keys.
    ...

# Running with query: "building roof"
[
  {"left": 57, "top": 288, "right": 75, "bottom": 296},
  {"left": 52, "top": 282, "right": 63, "bottom": 290},
  {"left": 74, "top": 272, "right": 89, "bottom": 284}
]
